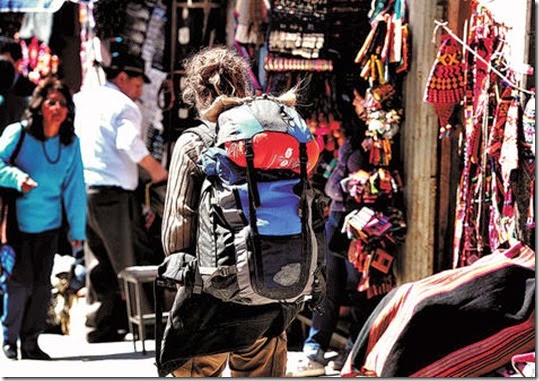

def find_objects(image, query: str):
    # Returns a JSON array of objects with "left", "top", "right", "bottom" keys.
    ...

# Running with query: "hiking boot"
[
  {"left": 21, "top": 346, "right": 51, "bottom": 360},
  {"left": 2, "top": 342, "right": 17, "bottom": 360},
  {"left": 287, "top": 356, "right": 326, "bottom": 377}
]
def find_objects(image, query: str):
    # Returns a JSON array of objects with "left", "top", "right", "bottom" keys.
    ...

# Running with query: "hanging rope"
[{"left": 432, "top": 20, "right": 535, "bottom": 96}]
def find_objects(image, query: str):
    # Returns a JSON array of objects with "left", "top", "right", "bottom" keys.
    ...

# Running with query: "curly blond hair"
[{"left": 182, "top": 46, "right": 253, "bottom": 116}]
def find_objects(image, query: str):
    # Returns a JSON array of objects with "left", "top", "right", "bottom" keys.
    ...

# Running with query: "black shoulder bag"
[{"left": 0, "top": 128, "right": 26, "bottom": 283}]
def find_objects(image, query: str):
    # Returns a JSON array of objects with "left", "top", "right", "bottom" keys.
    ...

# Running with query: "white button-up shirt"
[{"left": 74, "top": 82, "right": 149, "bottom": 190}]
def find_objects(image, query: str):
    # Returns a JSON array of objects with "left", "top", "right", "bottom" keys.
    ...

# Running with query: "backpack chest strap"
[
  {"left": 193, "top": 265, "right": 238, "bottom": 295},
  {"left": 198, "top": 265, "right": 237, "bottom": 277}
]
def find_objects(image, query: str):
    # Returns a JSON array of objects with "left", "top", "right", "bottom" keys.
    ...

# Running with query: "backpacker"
[{"left": 188, "top": 94, "right": 327, "bottom": 306}]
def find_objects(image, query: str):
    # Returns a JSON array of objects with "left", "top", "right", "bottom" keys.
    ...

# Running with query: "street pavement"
[
  {"left": 1, "top": 297, "right": 341, "bottom": 379},
  {"left": 1, "top": 297, "right": 158, "bottom": 379}
]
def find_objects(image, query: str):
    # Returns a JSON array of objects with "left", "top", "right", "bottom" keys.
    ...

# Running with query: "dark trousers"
[
  {"left": 1, "top": 228, "right": 59, "bottom": 348},
  {"left": 304, "top": 211, "right": 382, "bottom": 360},
  {"left": 84, "top": 187, "right": 152, "bottom": 333}
]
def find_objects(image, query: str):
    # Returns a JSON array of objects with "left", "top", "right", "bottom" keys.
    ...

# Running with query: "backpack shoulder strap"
[
  {"left": 9, "top": 124, "right": 26, "bottom": 164},
  {"left": 184, "top": 120, "right": 216, "bottom": 149},
  {"left": 182, "top": 121, "right": 216, "bottom": 295}
]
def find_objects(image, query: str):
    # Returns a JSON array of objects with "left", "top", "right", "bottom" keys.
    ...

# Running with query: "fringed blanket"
[{"left": 341, "top": 239, "right": 535, "bottom": 377}]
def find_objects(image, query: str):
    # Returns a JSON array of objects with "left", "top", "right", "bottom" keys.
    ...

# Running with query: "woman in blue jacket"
[{"left": 0, "top": 77, "right": 86, "bottom": 361}]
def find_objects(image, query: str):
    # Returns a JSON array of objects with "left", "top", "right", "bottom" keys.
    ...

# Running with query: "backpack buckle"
[
  {"left": 244, "top": 139, "right": 254, "bottom": 159},
  {"left": 218, "top": 266, "right": 236, "bottom": 277},
  {"left": 155, "top": 277, "right": 178, "bottom": 290}
]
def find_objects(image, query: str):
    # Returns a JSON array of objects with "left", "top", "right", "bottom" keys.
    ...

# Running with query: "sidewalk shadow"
[{"left": 53, "top": 351, "right": 155, "bottom": 361}]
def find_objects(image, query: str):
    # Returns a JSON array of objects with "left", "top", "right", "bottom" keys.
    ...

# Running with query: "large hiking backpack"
[{"left": 189, "top": 94, "right": 327, "bottom": 306}]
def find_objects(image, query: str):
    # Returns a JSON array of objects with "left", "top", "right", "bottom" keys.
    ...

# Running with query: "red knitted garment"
[{"left": 424, "top": 35, "right": 465, "bottom": 130}]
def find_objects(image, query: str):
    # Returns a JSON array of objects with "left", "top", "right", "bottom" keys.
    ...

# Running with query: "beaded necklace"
[{"left": 42, "top": 138, "right": 61, "bottom": 164}]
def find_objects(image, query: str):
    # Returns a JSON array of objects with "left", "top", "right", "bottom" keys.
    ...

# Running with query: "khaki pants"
[{"left": 172, "top": 332, "right": 288, "bottom": 377}]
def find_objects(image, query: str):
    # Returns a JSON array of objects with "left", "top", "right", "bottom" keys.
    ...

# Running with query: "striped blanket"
[{"left": 341, "top": 239, "right": 535, "bottom": 377}]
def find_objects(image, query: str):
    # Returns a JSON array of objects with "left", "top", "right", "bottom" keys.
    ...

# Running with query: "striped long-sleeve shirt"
[{"left": 161, "top": 123, "right": 212, "bottom": 256}]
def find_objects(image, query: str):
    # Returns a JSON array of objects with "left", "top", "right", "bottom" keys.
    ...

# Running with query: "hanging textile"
[
  {"left": 453, "top": 7, "right": 499, "bottom": 267},
  {"left": 234, "top": 0, "right": 268, "bottom": 46},
  {"left": 519, "top": 94, "right": 535, "bottom": 241},
  {"left": 424, "top": 34, "right": 465, "bottom": 137},
  {"left": 447, "top": 4, "right": 535, "bottom": 268},
  {"left": 354, "top": 0, "right": 410, "bottom": 83},
  {"left": 267, "top": 0, "right": 329, "bottom": 60},
  {"left": 233, "top": 0, "right": 270, "bottom": 94},
  {"left": 341, "top": 0, "right": 409, "bottom": 299},
  {"left": 499, "top": 96, "right": 520, "bottom": 205},
  {"left": 522, "top": 94, "right": 536, "bottom": 155},
  {"left": 19, "top": 12, "right": 54, "bottom": 45},
  {"left": 486, "top": 88, "right": 513, "bottom": 250}
]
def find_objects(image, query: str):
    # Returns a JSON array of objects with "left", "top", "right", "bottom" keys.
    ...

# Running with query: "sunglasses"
[{"left": 44, "top": 98, "right": 68, "bottom": 108}]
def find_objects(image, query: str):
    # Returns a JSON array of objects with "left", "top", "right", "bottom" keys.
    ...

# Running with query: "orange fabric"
[{"left": 225, "top": 132, "right": 320, "bottom": 173}]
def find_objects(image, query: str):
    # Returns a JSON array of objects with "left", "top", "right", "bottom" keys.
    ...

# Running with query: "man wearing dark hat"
[{"left": 74, "top": 52, "right": 167, "bottom": 343}]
